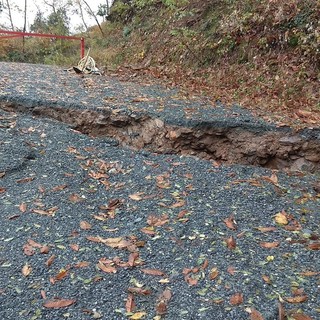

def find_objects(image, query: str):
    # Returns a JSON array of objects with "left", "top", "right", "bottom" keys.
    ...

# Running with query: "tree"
[
  {"left": 4, "top": 0, "right": 14, "bottom": 30},
  {"left": 81, "top": 0, "right": 104, "bottom": 35}
]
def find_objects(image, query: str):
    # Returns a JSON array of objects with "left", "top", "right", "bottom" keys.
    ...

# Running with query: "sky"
[{"left": 1, "top": 0, "right": 111, "bottom": 33}]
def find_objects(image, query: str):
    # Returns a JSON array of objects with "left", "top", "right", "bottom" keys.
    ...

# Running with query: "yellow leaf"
[
  {"left": 130, "top": 311, "right": 146, "bottom": 319},
  {"left": 274, "top": 212, "right": 288, "bottom": 225}
]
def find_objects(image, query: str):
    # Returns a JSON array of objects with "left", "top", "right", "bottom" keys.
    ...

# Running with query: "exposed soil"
[{"left": 1, "top": 100, "right": 320, "bottom": 173}]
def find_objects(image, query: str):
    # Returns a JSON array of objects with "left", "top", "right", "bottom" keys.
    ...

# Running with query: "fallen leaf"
[
  {"left": 230, "top": 292, "right": 243, "bottom": 305},
  {"left": 128, "top": 287, "right": 151, "bottom": 295},
  {"left": 23, "top": 243, "right": 35, "bottom": 256},
  {"left": 55, "top": 269, "right": 68, "bottom": 281},
  {"left": 250, "top": 308, "right": 265, "bottom": 320},
  {"left": 126, "top": 293, "right": 135, "bottom": 313},
  {"left": 223, "top": 215, "right": 237, "bottom": 230},
  {"left": 70, "top": 244, "right": 79, "bottom": 251},
  {"left": 141, "top": 269, "right": 164, "bottom": 276},
  {"left": 40, "top": 245, "right": 50, "bottom": 254},
  {"left": 0, "top": 187, "right": 6, "bottom": 193},
  {"left": 51, "top": 184, "right": 67, "bottom": 192},
  {"left": 68, "top": 193, "right": 82, "bottom": 203},
  {"left": 262, "top": 274, "right": 271, "bottom": 284},
  {"left": 80, "top": 221, "right": 92, "bottom": 230},
  {"left": 16, "top": 176, "right": 34, "bottom": 183},
  {"left": 299, "top": 271, "right": 319, "bottom": 277},
  {"left": 290, "top": 313, "right": 313, "bottom": 320},
  {"left": 74, "top": 261, "right": 90, "bottom": 268},
  {"left": 209, "top": 267, "right": 219, "bottom": 280},
  {"left": 285, "top": 295, "right": 308, "bottom": 303},
  {"left": 22, "top": 263, "right": 32, "bottom": 277},
  {"left": 45, "top": 255, "right": 55, "bottom": 267},
  {"left": 32, "top": 209, "right": 52, "bottom": 216},
  {"left": 308, "top": 242, "right": 320, "bottom": 250},
  {"left": 129, "top": 193, "right": 144, "bottom": 201},
  {"left": 185, "top": 275, "right": 198, "bottom": 286},
  {"left": 19, "top": 203, "right": 27, "bottom": 212},
  {"left": 0, "top": 172, "right": 5, "bottom": 178},
  {"left": 255, "top": 226, "right": 277, "bottom": 232},
  {"left": 278, "top": 302, "right": 285, "bottom": 320},
  {"left": 43, "top": 299, "right": 76, "bottom": 308},
  {"left": 156, "top": 301, "right": 168, "bottom": 315},
  {"left": 97, "top": 261, "right": 117, "bottom": 274},
  {"left": 129, "top": 312, "right": 146, "bottom": 320},
  {"left": 259, "top": 241, "right": 280, "bottom": 249},
  {"left": 225, "top": 236, "right": 236, "bottom": 249},
  {"left": 274, "top": 211, "right": 289, "bottom": 225},
  {"left": 40, "top": 290, "right": 47, "bottom": 299}
]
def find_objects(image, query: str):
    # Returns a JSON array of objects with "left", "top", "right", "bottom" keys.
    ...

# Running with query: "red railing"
[{"left": 0, "top": 29, "right": 85, "bottom": 58}]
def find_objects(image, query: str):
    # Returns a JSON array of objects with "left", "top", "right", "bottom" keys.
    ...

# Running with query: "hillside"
[{"left": 93, "top": 0, "right": 320, "bottom": 126}]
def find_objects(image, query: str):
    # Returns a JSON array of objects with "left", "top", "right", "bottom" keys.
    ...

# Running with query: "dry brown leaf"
[
  {"left": 27, "top": 239, "right": 43, "bottom": 248},
  {"left": 68, "top": 193, "right": 82, "bottom": 203},
  {"left": 128, "top": 287, "right": 151, "bottom": 295},
  {"left": 308, "top": 242, "right": 320, "bottom": 250},
  {"left": 51, "top": 184, "right": 67, "bottom": 192},
  {"left": 170, "top": 200, "right": 185, "bottom": 208},
  {"left": 128, "top": 252, "right": 140, "bottom": 267},
  {"left": 250, "top": 308, "right": 265, "bottom": 320},
  {"left": 80, "top": 221, "right": 92, "bottom": 230},
  {"left": 126, "top": 293, "right": 135, "bottom": 313},
  {"left": 129, "top": 193, "right": 143, "bottom": 201},
  {"left": 0, "top": 172, "right": 5, "bottom": 178},
  {"left": 223, "top": 215, "right": 237, "bottom": 230},
  {"left": 141, "top": 269, "right": 164, "bottom": 276},
  {"left": 43, "top": 299, "right": 76, "bottom": 308},
  {"left": 40, "top": 245, "right": 50, "bottom": 254},
  {"left": 70, "top": 244, "right": 80, "bottom": 251},
  {"left": 209, "top": 267, "right": 219, "bottom": 280},
  {"left": 256, "top": 226, "right": 277, "bottom": 232},
  {"left": 284, "top": 295, "right": 308, "bottom": 303},
  {"left": 299, "top": 270, "right": 319, "bottom": 277},
  {"left": 74, "top": 261, "right": 90, "bottom": 268},
  {"left": 225, "top": 236, "right": 236, "bottom": 249},
  {"left": 19, "top": 202, "right": 27, "bottom": 213},
  {"left": 259, "top": 241, "right": 280, "bottom": 249},
  {"left": 55, "top": 269, "right": 68, "bottom": 281},
  {"left": 22, "top": 263, "right": 32, "bottom": 277},
  {"left": 97, "top": 261, "right": 117, "bottom": 273},
  {"left": 290, "top": 313, "right": 313, "bottom": 320},
  {"left": 230, "top": 292, "right": 243, "bottom": 305},
  {"left": 45, "top": 255, "right": 55, "bottom": 267},
  {"left": 32, "top": 209, "right": 52, "bottom": 216},
  {"left": 278, "top": 302, "right": 285, "bottom": 320},
  {"left": 40, "top": 290, "right": 47, "bottom": 299},
  {"left": 23, "top": 243, "right": 35, "bottom": 256},
  {"left": 16, "top": 177, "right": 34, "bottom": 183},
  {"left": 262, "top": 274, "right": 271, "bottom": 284},
  {"left": 201, "top": 259, "right": 209, "bottom": 270},
  {"left": 185, "top": 275, "right": 198, "bottom": 286}
]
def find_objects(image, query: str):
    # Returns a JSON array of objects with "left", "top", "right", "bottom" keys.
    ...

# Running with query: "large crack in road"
[{"left": 1, "top": 101, "right": 320, "bottom": 173}]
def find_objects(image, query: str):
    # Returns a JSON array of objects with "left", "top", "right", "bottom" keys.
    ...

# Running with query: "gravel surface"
[{"left": 0, "top": 62, "right": 319, "bottom": 320}]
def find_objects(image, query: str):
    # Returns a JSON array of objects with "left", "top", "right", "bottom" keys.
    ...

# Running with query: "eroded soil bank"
[{"left": 1, "top": 101, "right": 320, "bottom": 173}]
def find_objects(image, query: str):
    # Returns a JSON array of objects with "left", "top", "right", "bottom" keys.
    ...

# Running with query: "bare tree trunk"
[
  {"left": 76, "top": 0, "right": 89, "bottom": 32},
  {"left": 81, "top": 0, "right": 104, "bottom": 36},
  {"left": 23, "top": 0, "right": 27, "bottom": 53},
  {"left": 5, "top": 0, "right": 14, "bottom": 30}
]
